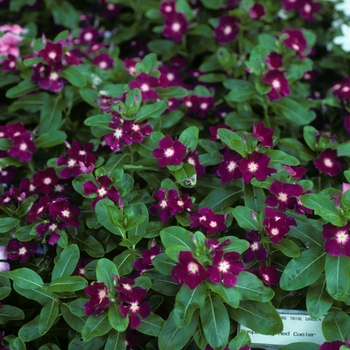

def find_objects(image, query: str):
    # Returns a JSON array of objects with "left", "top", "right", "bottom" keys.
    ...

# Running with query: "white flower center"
[
  {"left": 172, "top": 22, "right": 181, "bottom": 32},
  {"left": 114, "top": 129, "right": 122, "bottom": 138},
  {"left": 165, "top": 5, "right": 172, "bottom": 12},
  {"left": 84, "top": 32, "right": 93, "bottom": 41},
  {"left": 188, "top": 262, "right": 199, "bottom": 274},
  {"left": 98, "top": 187, "right": 107, "bottom": 196},
  {"left": 99, "top": 61, "right": 108, "bottom": 69},
  {"left": 304, "top": 4, "right": 312, "bottom": 13},
  {"left": 19, "top": 143, "right": 27, "bottom": 151},
  {"left": 107, "top": 3, "right": 115, "bottom": 10},
  {"left": 336, "top": 230, "right": 349, "bottom": 244},
  {"left": 177, "top": 200, "right": 184, "bottom": 207},
  {"left": 50, "top": 72, "right": 59, "bottom": 81},
  {"left": 48, "top": 51, "right": 57, "bottom": 60},
  {"left": 292, "top": 44, "right": 300, "bottom": 51},
  {"left": 98, "top": 289, "right": 107, "bottom": 301},
  {"left": 219, "top": 260, "right": 230, "bottom": 273},
  {"left": 68, "top": 159, "right": 76, "bottom": 167},
  {"left": 271, "top": 228, "right": 279, "bottom": 236},
  {"left": 49, "top": 223, "right": 57, "bottom": 231},
  {"left": 19, "top": 247, "right": 27, "bottom": 255},
  {"left": 61, "top": 209, "right": 70, "bottom": 217},
  {"left": 248, "top": 162, "right": 259, "bottom": 172},
  {"left": 167, "top": 73, "right": 175, "bottom": 81},
  {"left": 200, "top": 102, "right": 208, "bottom": 110},
  {"left": 130, "top": 302, "right": 139, "bottom": 312},
  {"left": 164, "top": 148, "right": 174, "bottom": 157},
  {"left": 209, "top": 221, "right": 217, "bottom": 228},
  {"left": 43, "top": 177, "right": 52, "bottom": 185},
  {"left": 272, "top": 80, "right": 281, "bottom": 89},
  {"left": 278, "top": 192, "right": 288, "bottom": 201},
  {"left": 227, "top": 161, "right": 237, "bottom": 172},
  {"left": 343, "top": 86, "right": 350, "bottom": 92},
  {"left": 160, "top": 200, "right": 167, "bottom": 208},
  {"left": 324, "top": 158, "right": 333, "bottom": 168},
  {"left": 9, "top": 61, "right": 15, "bottom": 68},
  {"left": 140, "top": 83, "right": 149, "bottom": 91},
  {"left": 251, "top": 242, "right": 259, "bottom": 251},
  {"left": 224, "top": 26, "right": 232, "bottom": 35}
]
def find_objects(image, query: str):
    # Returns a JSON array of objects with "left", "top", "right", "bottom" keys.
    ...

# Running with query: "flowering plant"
[{"left": 0, "top": 0, "right": 350, "bottom": 349}]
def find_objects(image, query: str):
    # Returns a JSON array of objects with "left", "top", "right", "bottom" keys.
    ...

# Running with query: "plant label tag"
[{"left": 238, "top": 309, "right": 325, "bottom": 349}]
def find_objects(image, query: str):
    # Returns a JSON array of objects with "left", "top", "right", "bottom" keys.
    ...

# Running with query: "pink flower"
[
  {"left": 322, "top": 223, "right": 350, "bottom": 257},
  {"left": 243, "top": 231, "right": 268, "bottom": 262},
  {"left": 0, "top": 246, "right": 10, "bottom": 272},
  {"left": 162, "top": 12, "right": 188, "bottom": 42},
  {"left": 251, "top": 122, "right": 274, "bottom": 148},
  {"left": 216, "top": 149, "right": 243, "bottom": 183},
  {"left": 48, "top": 199, "right": 80, "bottom": 228},
  {"left": 84, "top": 281, "right": 110, "bottom": 316},
  {"left": 39, "top": 42, "right": 63, "bottom": 67},
  {"left": 7, "top": 239, "right": 37, "bottom": 263},
  {"left": 314, "top": 149, "right": 342, "bottom": 177},
  {"left": 152, "top": 136, "right": 187, "bottom": 167},
  {"left": 332, "top": 77, "right": 350, "bottom": 101},
  {"left": 261, "top": 70, "right": 290, "bottom": 100},
  {"left": 249, "top": 3, "right": 265, "bottom": 19},
  {"left": 265, "top": 52, "right": 283, "bottom": 70},
  {"left": 282, "top": 29, "right": 308, "bottom": 58},
  {"left": 214, "top": 15, "right": 240, "bottom": 45},
  {"left": 189, "top": 207, "right": 227, "bottom": 235},
  {"left": 129, "top": 72, "right": 159, "bottom": 101},
  {"left": 252, "top": 263, "right": 280, "bottom": 286},
  {"left": 92, "top": 52, "right": 114, "bottom": 70},
  {"left": 0, "top": 32, "right": 22, "bottom": 58},
  {"left": 159, "top": 1, "right": 176, "bottom": 16}
]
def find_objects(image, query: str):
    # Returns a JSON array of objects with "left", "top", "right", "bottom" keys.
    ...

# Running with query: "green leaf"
[
  {"left": 201, "top": 0, "right": 224, "bottom": 9},
  {"left": 273, "top": 98, "right": 316, "bottom": 126},
  {"left": 322, "top": 310, "right": 350, "bottom": 342},
  {"left": 96, "top": 258, "right": 119, "bottom": 290},
  {"left": 3, "top": 268, "right": 43, "bottom": 290},
  {"left": 265, "top": 149, "right": 300, "bottom": 166},
  {"left": 79, "top": 88, "right": 99, "bottom": 108},
  {"left": 235, "top": 272, "right": 274, "bottom": 302},
  {"left": 325, "top": 254, "right": 350, "bottom": 299},
  {"left": 81, "top": 313, "right": 112, "bottom": 341},
  {"left": 135, "top": 100, "right": 168, "bottom": 122},
  {"left": 113, "top": 250, "right": 135, "bottom": 276},
  {"left": 307, "top": 275, "right": 333, "bottom": 319},
  {"left": 0, "top": 218, "right": 19, "bottom": 233},
  {"left": 244, "top": 183, "right": 266, "bottom": 213},
  {"left": 199, "top": 186, "right": 242, "bottom": 212},
  {"left": 225, "top": 81, "right": 256, "bottom": 102},
  {"left": 144, "top": 270, "right": 179, "bottom": 296},
  {"left": 61, "top": 303, "right": 85, "bottom": 333},
  {"left": 157, "top": 86, "right": 188, "bottom": 98},
  {"left": 229, "top": 300, "right": 283, "bottom": 335},
  {"left": 207, "top": 281, "right": 240, "bottom": 308},
  {"left": 108, "top": 303, "right": 128, "bottom": 332},
  {"left": 9, "top": 337, "right": 26, "bottom": 350},
  {"left": 174, "top": 163, "right": 197, "bottom": 188},
  {"left": 272, "top": 238, "right": 300, "bottom": 258},
  {"left": 125, "top": 202, "right": 149, "bottom": 237},
  {"left": 217, "top": 129, "right": 247, "bottom": 157},
  {"left": 300, "top": 193, "right": 337, "bottom": 212},
  {"left": 0, "top": 286, "right": 11, "bottom": 300},
  {"left": 6, "top": 80, "right": 37, "bottom": 98},
  {"left": 200, "top": 294, "right": 229, "bottom": 349},
  {"left": 104, "top": 329, "right": 126, "bottom": 350},
  {"left": 68, "top": 336, "right": 107, "bottom": 350},
  {"left": 52, "top": 244, "right": 80, "bottom": 280},
  {"left": 18, "top": 315, "right": 41, "bottom": 342},
  {"left": 152, "top": 253, "right": 177, "bottom": 275},
  {"left": 158, "top": 310, "right": 198, "bottom": 350},
  {"left": 288, "top": 218, "right": 323, "bottom": 247},
  {"left": 280, "top": 248, "right": 326, "bottom": 290},
  {"left": 39, "top": 300, "right": 59, "bottom": 335},
  {"left": 71, "top": 234, "right": 105, "bottom": 258},
  {"left": 138, "top": 312, "right": 164, "bottom": 337},
  {"left": 35, "top": 130, "right": 67, "bottom": 148},
  {"left": 174, "top": 283, "right": 206, "bottom": 327},
  {"left": 228, "top": 330, "right": 251, "bottom": 350},
  {"left": 160, "top": 227, "right": 195, "bottom": 251},
  {"left": 0, "top": 305, "right": 25, "bottom": 324},
  {"left": 179, "top": 126, "right": 199, "bottom": 151},
  {"left": 13, "top": 284, "right": 56, "bottom": 305},
  {"left": 60, "top": 66, "right": 86, "bottom": 87},
  {"left": 46, "top": 0, "right": 80, "bottom": 28},
  {"left": 232, "top": 206, "right": 259, "bottom": 230},
  {"left": 48, "top": 276, "right": 88, "bottom": 292},
  {"left": 8, "top": 92, "right": 48, "bottom": 112}
]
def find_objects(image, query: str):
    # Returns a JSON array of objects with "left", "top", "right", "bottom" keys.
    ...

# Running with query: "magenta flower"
[
  {"left": 114, "top": 276, "right": 135, "bottom": 297},
  {"left": 32, "top": 167, "right": 59, "bottom": 194},
  {"left": 322, "top": 223, "right": 350, "bottom": 257},
  {"left": 0, "top": 246, "right": 9, "bottom": 272},
  {"left": 249, "top": 3, "right": 265, "bottom": 19},
  {"left": 206, "top": 238, "right": 231, "bottom": 257},
  {"left": 319, "top": 341, "right": 349, "bottom": 350},
  {"left": 298, "top": 1, "right": 322, "bottom": 21},
  {"left": 163, "top": 12, "right": 188, "bottom": 42},
  {"left": 253, "top": 263, "right": 280, "bottom": 286},
  {"left": 183, "top": 95, "right": 215, "bottom": 118},
  {"left": 243, "top": 231, "right": 268, "bottom": 263},
  {"left": 216, "top": 149, "right": 243, "bottom": 184},
  {"left": 31, "top": 63, "right": 65, "bottom": 93},
  {"left": 184, "top": 151, "right": 205, "bottom": 176},
  {"left": 39, "top": 41, "right": 63, "bottom": 67},
  {"left": 2, "top": 54, "right": 16, "bottom": 72},
  {"left": 26, "top": 195, "right": 51, "bottom": 223},
  {"left": 0, "top": 165, "right": 17, "bottom": 185},
  {"left": 281, "top": 0, "right": 300, "bottom": 11},
  {"left": 189, "top": 207, "right": 227, "bottom": 235},
  {"left": 7, "top": 239, "right": 37, "bottom": 263},
  {"left": 123, "top": 120, "right": 153, "bottom": 144},
  {"left": 119, "top": 287, "right": 151, "bottom": 329},
  {"left": 99, "top": 0, "right": 122, "bottom": 18},
  {"left": 152, "top": 136, "right": 187, "bottom": 167},
  {"left": 72, "top": 258, "right": 94, "bottom": 277},
  {"left": 239, "top": 151, "right": 277, "bottom": 184},
  {"left": 84, "top": 281, "right": 110, "bottom": 316},
  {"left": 314, "top": 149, "right": 342, "bottom": 177},
  {"left": 159, "top": 1, "right": 176, "bottom": 16},
  {"left": 263, "top": 208, "right": 296, "bottom": 243},
  {"left": 332, "top": 77, "right": 350, "bottom": 101},
  {"left": 251, "top": 122, "right": 274, "bottom": 148},
  {"left": 129, "top": 72, "right": 159, "bottom": 101},
  {"left": 261, "top": 70, "right": 291, "bottom": 100},
  {"left": 8, "top": 132, "right": 37, "bottom": 162},
  {"left": 172, "top": 251, "right": 208, "bottom": 289},
  {"left": 214, "top": 15, "right": 240, "bottom": 45},
  {"left": 134, "top": 246, "right": 162, "bottom": 272},
  {"left": 92, "top": 52, "right": 114, "bottom": 70},
  {"left": 282, "top": 165, "right": 307, "bottom": 179},
  {"left": 36, "top": 217, "right": 65, "bottom": 245},
  {"left": 207, "top": 250, "right": 244, "bottom": 287},
  {"left": 265, "top": 52, "right": 283, "bottom": 70},
  {"left": 0, "top": 32, "right": 23, "bottom": 58},
  {"left": 83, "top": 175, "right": 121, "bottom": 209},
  {"left": 48, "top": 199, "right": 80, "bottom": 228},
  {"left": 266, "top": 180, "right": 303, "bottom": 211},
  {"left": 282, "top": 29, "right": 308, "bottom": 58},
  {"left": 78, "top": 27, "right": 100, "bottom": 45}
]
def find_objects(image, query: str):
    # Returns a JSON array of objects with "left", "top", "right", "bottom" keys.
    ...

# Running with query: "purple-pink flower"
[
  {"left": 162, "top": 12, "right": 188, "bottom": 42},
  {"left": 92, "top": 52, "right": 114, "bottom": 70},
  {"left": 84, "top": 281, "right": 110, "bottom": 316},
  {"left": 172, "top": 251, "right": 208, "bottom": 289},
  {"left": 214, "top": 15, "right": 240, "bottom": 45},
  {"left": 314, "top": 149, "right": 342, "bottom": 177},
  {"left": 282, "top": 29, "right": 308, "bottom": 58},
  {"left": 129, "top": 72, "right": 159, "bottom": 101},
  {"left": 207, "top": 250, "right": 244, "bottom": 287},
  {"left": 261, "top": 70, "right": 291, "bottom": 100},
  {"left": 322, "top": 223, "right": 350, "bottom": 257},
  {"left": 249, "top": 3, "right": 265, "bottom": 19},
  {"left": 266, "top": 52, "right": 284, "bottom": 70},
  {"left": 216, "top": 149, "right": 243, "bottom": 183},
  {"left": 7, "top": 239, "right": 37, "bottom": 263},
  {"left": 243, "top": 231, "right": 268, "bottom": 262},
  {"left": 189, "top": 207, "right": 227, "bottom": 235},
  {"left": 48, "top": 199, "right": 80, "bottom": 228},
  {"left": 152, "top": 136, "right": 187, "bottom": 168},
  {"left": 252, "top": 263, "right": 280, "bottom": 286},
  {"left": 250, "top": 122, "right": 274, "bottom": 148},
  {"left": 134, "top": 246, "right": 162, "bottom": 272}
]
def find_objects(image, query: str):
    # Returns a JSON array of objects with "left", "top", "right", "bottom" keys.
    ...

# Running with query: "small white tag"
[{"left": 238, "top": 309, "right": 325, "bottom": 348}]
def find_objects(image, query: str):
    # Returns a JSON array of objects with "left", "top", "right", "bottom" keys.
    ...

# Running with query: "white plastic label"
[{"left": 238, "top": 309, "right": 325, "bottom": 348}]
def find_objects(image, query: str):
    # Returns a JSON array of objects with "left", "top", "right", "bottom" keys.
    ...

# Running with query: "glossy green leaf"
[
  {"left": 174, "top": 283, "right": 206, "bottom": 327},
  {"left": 229, "top": 300, "right": 283, "bottom": 335},
  {"left": 179, "top": 126, "right": 199, "bottom": 151},
  {"left": 280, "top": 248, "right": 326, "bottom": 290},
  {"left": 135, "top": 100, "right": 168, "bottom": 122},
  {"left": 60, "top": 66, "right": 86, "bottom": 87},
  {"left": 81, "top": 313, "right": 112, "bottom": 341},
  {"left": 52, "top": 244, "right": 80, "bottom": 280},
  {"left": 207, "top": 281, "right": 240, "bottom": 308},
  {"left": 272, "top": 238, "right": 300, "bottom": 258},
  {"left": 0, "top": 305, "right": 25, "bottom": 324},
  {"left": 144, "top": 270, "right": 179, "bottom": 296},
  {"left": 160, "top": 226, "right": 195, "bottom": 251},
  {"left": 48, "top": 276, "right": 88, "bottom": 293},
  {"left": 108, "top": 303, "right": 128, "bottom": 332},
  {"left": 0, "top": 218, "right": 19, "bottom": 233},
  {"left": 232, "top": 206, "right": 259, "bottom": 230},
  {"left": 138, "top": 312, "right": 164, "bottom": 337},
  {"left": 200, "top": 294, "right": 229, "bottom": 349},
  {"left": 35, "top": 130, "right": 67, "bottom": 148},
  {"left": 199, "top": 186, "right": 242, "bottom": 212},
  {"left": 13, "top": 284, "right": 56, "bottom": 306},
  {"left": 228, "top": 330, "right": 251, "bottom": 350},
  {"left": 322, "top": 310, "right": 350, "bottom": 342},
  {"left": 9, "top": 337, "right": 26, "bottom": 350},
  {"left": 6, "top": 80, "right": 37, "bottom": 98},
  {"left": 152, "top": 253, "right": 177, "bottom": 275},
  {"left": 307, "top": 275, "right": 333, "bottom": 318},
  {"left": 18, "top": 315, "right": 41, "bottom": 342},
  {"left": 113, "top": 250, "right": 135, "bottom": 276},
  {"left": 325, "top": 254, "right": 350, "bottom": 299},
  {"left": 3, "top": 268, "right": 43, "bottom": 290},
  {"left": 265, "top": 149, "right": 300, "bottom": 166},
  {"left": 61, "top": 303, "right": 85, "bottom": 333},
  {"left": 96, "top": 258, "right": 119, "bottom": 290},
  {"left": 39, "top": 300, "right": 59, "bottom": 335}
]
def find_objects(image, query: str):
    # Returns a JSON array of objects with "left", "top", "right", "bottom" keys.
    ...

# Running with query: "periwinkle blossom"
[
  {"left": 7, "top": 239, "right": 37, "bottom": 263},
  {"left": 83, "top": 175, "right": 121, "bottom": 209},
  {"left": 214, "top": 15, "right": 240, "bottom": 45},
  {"left": 35, "top": 216, "right": 66, "bottom": 245},
  {"left": 78, "top": 27, "right": 100, "bottom": 45},
  {"left": 239, "top": 151, "right": 277, "bottom": 184},
  {"left": 172, "top": 251, "right": 208, "bottom": 289},
  {"left": 319, "top": 341, "right": 348, "bottom": 350},
  {"left": 84, "top": 281, "right": 110, "bottom": 316},
  {"left": 2, "top": 54, "right": 16, "bottom": 72},
  {"left": 134, "top": 246, "right": 162, "bottom": 272},
  {"left": 265, "top": 52, "right": 284, "bottom": 70},
  {"left": 184, "top": 150, "right": 205, "bottom": 176},
  {"left": 252, "top": 263, "right": 280, "bottom": 286},
  {"left": 282, "top": 29, "right": 308, "bottom": 58},
  {"left": 152, "top": 136, "right": 187, "bottom": 167},
  {"left": 39, "top": 41, "right": 63, "bottom": 67},
  {"left": 282, "top": 165, "right": 307, "bottom": 179},
  {"left": 119, "top": 287, "right": 151, "bottom": 329},
  {"left": 48, "top": 199, "right": 80, "bottom": 228},
  {"left": 243, "top": 230, "right": 268, "bottom": 262},
  {"left": 183, "top": 95, "right": 215, "bottom": 118},
  {"left": 92, "top": 52, "right": 114, "bottom": 70},
  {"left": 281, "top": 0, "right": 321, "bottom": 21},
  {"left": 261, "top": 70, "right": 291, "bottom": 101},
  {"left": 207, "top": 250, "right": 244, "bottom": 287},
  {"left": 314, "top": 149, "right": 342, "bottom": 177},
  {"left": 0, "top": 165, "right": 17, "bottom": 186},
  {"left": 32, "top": 167, "right": 59, "bottom": 195},
  {"left": 162, "top": 12, "right": 188, "bottom": 42},
  {"left": 250, "top": 122, "right": 274, "bottom": 148},
  {"left": 322, "top": 223, "right": 350, "bottom": 257},
  {"left": 31, "top": 62, "right": 65, "bottom": 93},
  {"left": 216, "top": 149, "right": 243, "bottom": 184},
  {"left": 263, "top": 208, "right": 297, "bottom": 243},
  {"left": 189, "top": 207, "right": 227, "bottom": 235},
  {"left": 159, "top": 1, "right": 176, "bottom": 16},
  {"left": 249, "top": 3, "right": 265, "bottom": 19},
  {"left": 0, "top": 246, "right": 9, "bottom": 272},
  {"left": 129, "top": 72, "right": 159, "bottom": 101},
  {"left": 332, "top": 77, "right": 350, "bottom": 100}
]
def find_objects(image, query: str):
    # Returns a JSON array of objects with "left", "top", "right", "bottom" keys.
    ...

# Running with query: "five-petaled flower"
[
  {"left": 216, "top": 149, "right": 243, "bottom": 183},
  {"left": 172, "top": 251, "right": 208, "bottom": 289},
  {"left": 214, "top": 15, "right": 240, "bottom": 44},
  {"left": 207, "top": 250, "right": 244, "bottom": 287},
  {"left": 261, "top": 70, "right": 291, "bottom": 100},
  {"left": 152, "top": 136, "right": 187, "bottom": 168},
  {"left": 7, "top": 239, "right": 37, "bottom": 263},
  {"left": 314, "top": 149, "right": 342, "bottom": 177},
  {"left": 243, "top": 230, "right": 268, "bottom": 262},
  {"left": 322, "top": 223, "right": 350, "bottom": 257},
  {"left": 189, "top": 207, "right": 227, "bottom": 235},
  {"left": 84, "top": 281, "right": 110, "bottom": 316}
]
